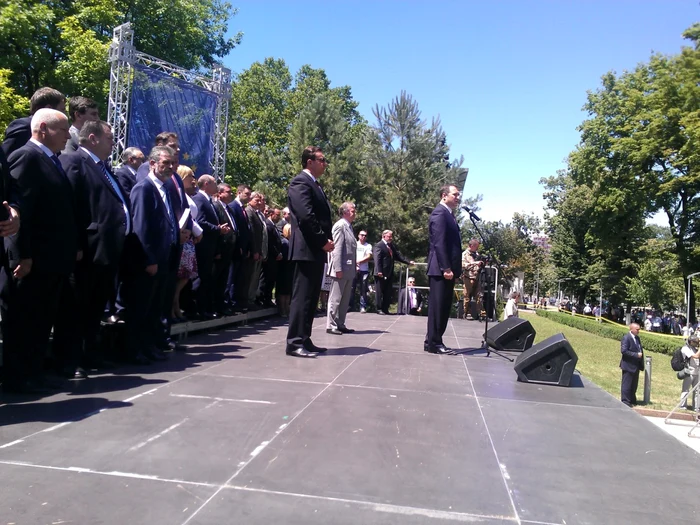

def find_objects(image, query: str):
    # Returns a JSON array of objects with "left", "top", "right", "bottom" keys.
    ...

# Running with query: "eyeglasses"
[{"left": 315, "top": 157, "right": 329, "bottom": 164}]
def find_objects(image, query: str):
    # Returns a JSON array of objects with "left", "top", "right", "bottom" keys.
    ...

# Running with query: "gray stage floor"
[{"left": 1, "top": 313, "right": 699, "bottom": 525}]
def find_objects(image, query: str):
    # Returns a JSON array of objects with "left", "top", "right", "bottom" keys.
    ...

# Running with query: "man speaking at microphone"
[{"left": 424, "top": 184, "right": 463, "bottom": 354}]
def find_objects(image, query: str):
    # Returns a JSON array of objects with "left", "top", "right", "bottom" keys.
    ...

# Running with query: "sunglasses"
[{"left": 315, "top": 157, "right": 329, "bottom": 164}]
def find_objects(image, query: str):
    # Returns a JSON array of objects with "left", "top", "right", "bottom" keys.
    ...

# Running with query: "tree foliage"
[{"left": 0, "top": 69, "right": 29, "bottom": 133}]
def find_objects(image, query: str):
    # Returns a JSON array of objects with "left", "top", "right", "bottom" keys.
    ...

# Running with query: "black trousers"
[
  {"left": 375, "top": 275, "right": 393, "bottom": 313},
  {"left": 1, "top": 270, "right": 67, "bottom": 384},
  {"left": 425, "top": 275, "right": 455, "bottom": 347},
  {"left": 195, "top": 248, "right": 216, "bottom": 314},
  {"left": 233, "top": 257, "right": 251, "bottom": 308},
  {"left": 621, "top": 369, "right": 640, "bottom": 406},
  {"left": 212, "top": 254, "right": 232, "bottom": 313},
  {"left": 74, "top": 261, "right": 118, "bottom": 362},
  {"left": 122, "top": 265, "right": 169, "bottom": 358},
  {"left": 258, "top": 258, "right": 278, "bottom": 304},
  {"left": 286, "top": 260, "right": 324, "bottom": 348}
]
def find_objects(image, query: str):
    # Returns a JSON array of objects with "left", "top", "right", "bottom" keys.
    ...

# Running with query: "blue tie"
[
  {"left": 50, "top": 155, "right": 67, "bottom": 177},
  {"left": 163, "top": 187, "right": 177, "bottom": 245},
  {"left": 97, "top": 161, "right": 131, "bottom": 233}
]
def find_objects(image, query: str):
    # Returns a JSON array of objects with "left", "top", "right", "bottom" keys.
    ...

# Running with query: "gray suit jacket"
[
  {"left": 61, "top": 126, "right": 80, "bottom": 155},
  {"left": 328, "top": 218, "right": 357, "bottom": 280}
]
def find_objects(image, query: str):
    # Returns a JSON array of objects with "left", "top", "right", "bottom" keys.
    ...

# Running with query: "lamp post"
[{"left": 557, "top": 278, "right": 571, "bottom": 306}]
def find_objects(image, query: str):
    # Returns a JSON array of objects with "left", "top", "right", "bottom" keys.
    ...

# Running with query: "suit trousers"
[
  {"left": 212, "top": 254, "right": 232, "bottom": 313},
  {"left": 123, "top": 265, "right": 169, "bottom": 358},
  {"left": 195, "top": 249, "right": 216, "bottom": 314},
  {"left": 286, "top": 260, "right": 324, "bottom": 348},
  {"left": 621, "top": 369, "right": 640, "bottom": 406},
  {"left": 74, "top": 261, "right": 119, "bottom": 361},
  {"left": 327, "top": 277, "right": 353, "bottom": 330},
  {"left": 1, "top": 270, "right": 67, "bottom": 383},
  {"left": 257, "top": 258, "right": 278, "bottom": 304},
  {"left": 247, "top": 257, "right": 263, "bottom": 303},
  {"left": 425, "top": 275, "right": 455, "bottom": 347},
  {"left": 376, "top": 275, "right": 393, "bottom": 313}
]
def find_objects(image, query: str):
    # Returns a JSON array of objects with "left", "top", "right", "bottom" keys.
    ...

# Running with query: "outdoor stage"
[{"left": 1, "top": 313, "right": 698, "bottom": 524}]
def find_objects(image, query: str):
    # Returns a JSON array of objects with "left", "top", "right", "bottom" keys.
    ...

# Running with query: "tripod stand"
[
  {"left": 450, "top": 210, "right": 513, "bottom": 362},
  {"left": 665, "top": 371, "right": 700, "bottom": 438}
]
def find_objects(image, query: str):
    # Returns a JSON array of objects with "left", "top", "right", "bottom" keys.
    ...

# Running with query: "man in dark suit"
[
  {"left": 620, "top": 322, "right": 644, "bottom": 407},
  {"left": 2, "top": 109, "right": 78, "bottom": 393},
  {"left": 120, "top": 146, "right": 178, "bottom": 364},
  {"left": 258, "top": 204, "right": 283, "bottom": 308},
  {"left": 424, "top": 185, "right": 463, "bottom": 354},
  {"left": 192, "top": 175, "right": 229, "bottom": 318},
  {"left": 285, "top": 146, "right": 334, "bottom": 358},
  {"left": 245, "top": 191, "right": 266, "bottom": 306},
  {"left": 227, "top": 184, "right": 251, "bottom": 312},
  {"left": 213, "top": 183, "right": 237, "bottom": 315},
  {"left": 113, "top": 147, "right": 145, "bottom": 197},
  {"left": 61, "top": 96, "right": 99, "bottom": 155},
  {"left": 2, "top": 87, "right": 66, "bottom": 158},
  {"left": 398, "top": 277, "right": 424, "bottom": 315},
  {"left": 59, "top": 120, "right": 131, "bottom": 374},
  {"left": 373, "top": 230, "right": 413, "bottom": 315}
]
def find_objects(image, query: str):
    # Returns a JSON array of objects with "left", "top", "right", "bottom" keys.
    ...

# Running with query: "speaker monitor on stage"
[
  {"left": 486, "top": 317, "right": 536, "bottom": 352},
  {"left": 513, "top": 333, "right": 578, "bottom": 387}
]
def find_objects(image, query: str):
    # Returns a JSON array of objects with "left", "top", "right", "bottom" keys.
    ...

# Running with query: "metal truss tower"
[{"left": 106, "top": 23, "right": 232, "bottom": 179}]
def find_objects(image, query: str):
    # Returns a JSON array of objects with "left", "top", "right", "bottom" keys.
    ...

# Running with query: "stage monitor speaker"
[
  {"left": 513, "top": 333, "right": 578, "bottom": 387},
  {"left": 486, "top": 317, "right": 536, "bottom": 352}
]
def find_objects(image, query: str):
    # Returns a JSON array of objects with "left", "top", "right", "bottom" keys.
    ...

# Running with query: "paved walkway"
[{"left": 1, "top": 313, "right": 699, "bottom": 524}]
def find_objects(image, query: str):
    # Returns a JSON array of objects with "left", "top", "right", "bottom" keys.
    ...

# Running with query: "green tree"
[{"left": 0, "top": 69, "right": 29, "bottom": 132}]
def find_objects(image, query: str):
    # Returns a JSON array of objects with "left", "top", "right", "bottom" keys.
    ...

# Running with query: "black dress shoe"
[
  {"left": 286, "top": 347, "right": 316, "bottom": 358},
  {"left": 64, "top": 367, "right": 88, "bottom": 380},
  {"left": 145, "top": 349, "right": 169, "bottom": 362},
  {"left": 427, "top": 344, "right": 451, "bottom": 354},
  {"left": 326, "top": 328, "right": 343, "bottom": 335},
  {"left": 377, "top": 311, "right": 386, "bottom": 315},
  {"left": 128, "top": 353, "right": 152, "bottom": 365},
  {"left": 305, "top": 342, "right": 328, "bottom": 353},
  {"left": 424, "top": 343, "right": 430, "bottom": 352},
  {"left": 338, "top": 327, "right": 355, "bottom": 333}
]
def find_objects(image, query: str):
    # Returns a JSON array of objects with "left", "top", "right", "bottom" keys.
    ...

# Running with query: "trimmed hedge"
[{"left": 535, "top": 309, "right": 681, "bottom": 356}]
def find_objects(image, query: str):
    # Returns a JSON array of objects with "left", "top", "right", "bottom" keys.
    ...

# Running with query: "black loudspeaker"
[
  {"left": 486, "top": 317, "right": 536, "bottom": 352},
  {"left": 513, "top": 333, "right": 578, "bottom": 387}
]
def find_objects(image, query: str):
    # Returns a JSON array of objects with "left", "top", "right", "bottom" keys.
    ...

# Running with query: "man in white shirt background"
[{"left": 350, "top": 230, "right": 372, "bottom": 313}]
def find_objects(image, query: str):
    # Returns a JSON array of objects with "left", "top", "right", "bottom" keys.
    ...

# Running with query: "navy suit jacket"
[
  {"left": 192, "top": 191, "right": 220, "bottom": 258},
  {"left": 7, "top": 142, "right": 78, "bottom": 274},
  {"left": 229, "top": 199, "right": 250, "bottom": 260},
  {"left": 287, "top": 171, "right": 332, "bottom": 263},
  {"left": 129, "top": 176, "right": 175, "bottom": 267},
  {"left": 61, "top": 149, "right": 130, "bottom": 267},
  {"left": 426, "top": 204, "right": 462, "bottom": 278},
  {"left": 620, "top": 332, "right": 644, "bottom": 373},
  {"left": 373, "top": 241, "right": 410, "bottom": 278},
  {"left": 2, "top": 116, "right": 31, "bottom": 158},
  {"left": 114, "top": 165, "right": 137, "bottom": 197}
]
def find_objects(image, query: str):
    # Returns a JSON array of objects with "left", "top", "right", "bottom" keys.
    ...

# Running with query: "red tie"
[{"left": 387, "top": 244, "right": 393, "bottom": 258}]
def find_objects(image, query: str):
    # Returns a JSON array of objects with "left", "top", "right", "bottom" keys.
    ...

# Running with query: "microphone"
[{"left": 461, "top": 205, "right": 481, "bottom": 221}]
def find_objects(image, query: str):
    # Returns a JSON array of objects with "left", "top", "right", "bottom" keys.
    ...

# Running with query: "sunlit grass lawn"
[{"left": 526, "top": 313, "right": 683, "bottom": 412}]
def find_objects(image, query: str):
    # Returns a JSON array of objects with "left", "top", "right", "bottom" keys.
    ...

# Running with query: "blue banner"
[{"left": 128, "top": 64, "right": 218, "bottom": 176}]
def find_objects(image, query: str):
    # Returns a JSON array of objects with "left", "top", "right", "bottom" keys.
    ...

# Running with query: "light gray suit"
[
  {"left": 326, "top": 218, "right": 357, "bottom": 330},
  {"left": 61, "top": 126, "right": 80, "bottom": 156}
]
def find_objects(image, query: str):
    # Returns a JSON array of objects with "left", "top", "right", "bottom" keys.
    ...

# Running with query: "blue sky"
[{"left": 223, "top": 1, "right": 698, "bottom": 224}]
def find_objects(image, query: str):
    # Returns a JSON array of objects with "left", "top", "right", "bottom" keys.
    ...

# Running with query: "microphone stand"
[{"left": 451, "top": 209, "right": 513, "bottom": 362}]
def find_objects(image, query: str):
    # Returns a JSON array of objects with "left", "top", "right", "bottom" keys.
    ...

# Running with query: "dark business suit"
[
  {"left": 373, "top": 240, "right": 410, "bottom": 314},
  {"left": 245, "top": 205, "right": 265, "bottom": 303},
  {"left": 192, "top": 191, "right": 220, "bottom": 315},
  {"left": 227, "top": 199, "right": 250, "bottom": 309},
  {"left": 425, "top": 204, "right": 462, "bottom": 349},
  {"left": 121, "top": 175, "right": 176, "bottom": 359},
  {"left": 398, "top": 287, "right": 424, "bottom": 315},
  {"left": 114, "top": 165, "right": 138, "bottom": 197},
  {"left": 286, "top": 171, "right": 332, "bottom": 349},
  {"left": 258, "top": 217, "right": 282, "bottom": 305},
  {"left": 213, "top": 199, "right": 237, "bottom": 313},
  {"left": 2, "top": 116, "right": 31, "bottom": 158},
  {"left": 3, "top": 141, "right": 78, "bottom": 386},
  {"left": 61, "top": 149, "right": 130, "bottom": 364},
  {"left": 620, "top": 331, "right": 644, "bottom": 406}
]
